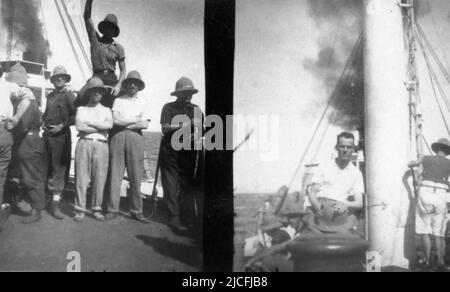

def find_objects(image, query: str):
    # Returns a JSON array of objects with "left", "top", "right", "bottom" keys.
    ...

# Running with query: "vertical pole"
[{"left": 364, "top": 0, "right": 415, "bottom": 269}]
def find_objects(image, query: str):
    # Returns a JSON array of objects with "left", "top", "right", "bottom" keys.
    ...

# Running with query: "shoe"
[
  {"left": 73, "top": 212, "right": 85, "bottom": 222},
  {"left": 132, "top": 213, "right": 151, "bottom": 224},
  {"left": 51, "top": 201, "right": 64, "bottom": 220},
  {"left": 105, "top": 212, "right": 118, "bottom": 221},
  {"left": 22, "top": 209, "right": 42, "bottom": 224},
  {"left": 168, "top": 217, "right": 189, "bottom": 233},
  {"left": 93, "top": 212, "right": 105, "bottom": 221}
]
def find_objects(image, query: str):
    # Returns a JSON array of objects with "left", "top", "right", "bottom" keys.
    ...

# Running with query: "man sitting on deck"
[{"left": 306, "top": 132, "right": 364, "bottom": 234}]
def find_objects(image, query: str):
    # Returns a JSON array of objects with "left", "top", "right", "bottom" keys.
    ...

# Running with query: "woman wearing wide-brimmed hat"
[
  {"left": 105, "top": 71, "right": 151, "bottom": 223},
  {"left": 409, "top": 138, "right": 450, "bottom": 271},
  {"left": 74, "top": 77, "right": 112, "bottom": 222},
  {"left": 82, "top": 0, "right": 126, "bottom": 108}
]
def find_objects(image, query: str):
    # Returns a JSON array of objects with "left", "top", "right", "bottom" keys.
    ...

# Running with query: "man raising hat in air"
[
  {"left": 160, "top": 77, "right": 204, "bottom": 233},
  {"left": 105, "top": 71, "right": 151, "bottom": 223},
  {"left": 43, "top": 66, "right": 76, "bottom": 220},
  {"left": 80, "top": 0, "right": 126, "bottom": 108}
]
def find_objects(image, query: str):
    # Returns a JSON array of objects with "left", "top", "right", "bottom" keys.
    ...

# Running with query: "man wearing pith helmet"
[
  {"left": 43, "top": 65, "right": 76, "bottom": 220},
  {"left": 81, "top": 0, "right": 126, "bottom": 108},
  {"left": 160, "top": 77, "right": 204, "bottom": 233},
  {"left": 105, "top": 71, "right": 151, "bottom": 223}
]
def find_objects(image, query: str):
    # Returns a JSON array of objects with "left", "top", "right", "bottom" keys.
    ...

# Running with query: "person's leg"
[
  {"left": 0, "top": 131, "right": 13, "bottom": 232},
  {"left": 436, "top": 236, "right": 446, "bottom": 266},
  {"left": 107, "top": 132, "right": 126, "bottom": 217},
  {"left": 125, "top": 132, "right": 144, "bottom": 216},
  {"left": 74, "top": 140, "right": 92, "bottom": 217},
  {"left": 0, "top": 132, "right": 13, "bottom": 206},
  {"left": 422, "top": 234, "right": 432, "bottom": 265},
  {"left": 91, "top": 142, "right": 108, "bottom": 219},
  {"left": 160, "top": 148, "right": 181, "bottom": 220},
  {"left": 47, "top": 133, "right": 71, "bottom": 219},
  {"left": 18, "top": 136, "right": 46, "bottom": 224}
]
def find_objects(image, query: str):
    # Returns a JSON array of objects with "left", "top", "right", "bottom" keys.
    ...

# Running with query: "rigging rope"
[
  {"left": 60, "top": 0, "right": 93, "bottom": 73},
  {"left": 415, "top": 27, "right": 450, "bottom": 137},
  {"left": 286, "top": 33, "right": 363, "bottom": 189},
  {"left": 54, "top": 0, "right": 88, "bottom": 81}
]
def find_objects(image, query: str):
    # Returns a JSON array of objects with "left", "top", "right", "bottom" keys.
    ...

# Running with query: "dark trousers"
[
  {"left": 0, "top": 129, "right": 13, "bottom": 205},
  {"left": 108, "top": 130, "right": 144, "bottom": 214},
  {"left": 95, "top": 72, "right": 119, "bottom": 108},
  {"left": 17, "top": 134, "right": 46, "bottom": 210},
  {"left": 43, "top": 131, "right": 72, "bottom": 194},
  {"left": 160, "top": 144, "right": 198, "bottom": 221}
]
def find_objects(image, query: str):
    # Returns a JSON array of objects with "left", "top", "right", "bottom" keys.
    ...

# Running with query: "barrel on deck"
[{"left": 287, "top": 234, "right": 369, "bottom": 272}]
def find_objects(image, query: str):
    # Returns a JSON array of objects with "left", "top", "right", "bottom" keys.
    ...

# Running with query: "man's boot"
[
  {"left": 0, "top": 204, "right": 11, "bottom": 232},
  {"left": 51, "top": 201, "right": 64, "bottom": 220},
  {"left": 168, "top": 216, "right": 188, "bottom": 233},
  {"left": 22, "top": 209, "right": 41, "bottom": 224}
]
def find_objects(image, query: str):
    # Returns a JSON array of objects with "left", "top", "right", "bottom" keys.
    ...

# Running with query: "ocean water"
[{"left": 142, "top": 131, "right": 162, "bottom": 179}]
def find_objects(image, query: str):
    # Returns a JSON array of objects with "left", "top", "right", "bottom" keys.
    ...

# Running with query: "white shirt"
[
  {"left": 112, "top": 95, "right": 151, "bottom": 122},
  {"left": 310, "top": 159, "right": 365, "bottom": 203},
  {"left": 0, "top": 79, "right": 20, "bottom": 118},
  {"left": 76, "top": 104, "right": 112, "bottom": 140}
]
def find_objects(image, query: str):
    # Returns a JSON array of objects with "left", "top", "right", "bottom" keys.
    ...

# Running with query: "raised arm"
[{"left": 84, "top": 0, "right": 96, "bottom": 39}]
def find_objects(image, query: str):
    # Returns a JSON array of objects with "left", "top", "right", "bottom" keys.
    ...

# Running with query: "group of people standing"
[{"left": 0, "top": 0, "right": 203, "bottom": 233}]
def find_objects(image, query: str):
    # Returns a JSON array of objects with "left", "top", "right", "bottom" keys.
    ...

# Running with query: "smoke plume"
[
  {"left": 303, "top": 0, "right": 363, "bottom": 131},
  {"left": 1, "top": 0, "right": 50, "bottom": 65},
  {"left": 304, "top": 0, "right": 430, "bottom": 131}
]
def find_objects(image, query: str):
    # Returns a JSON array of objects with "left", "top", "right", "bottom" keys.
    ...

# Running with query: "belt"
[
  {"left": 94, "top": 69, "right": 115, "bottom": 75},
  {"left": 27, "top": 129, "right": 41, "bottom": 136},
  {"left": 82, "top": 137, "right": 108, "bottom": 143},
  {"left": 420, "top": 181, "right": 449, "bottom": 192}
]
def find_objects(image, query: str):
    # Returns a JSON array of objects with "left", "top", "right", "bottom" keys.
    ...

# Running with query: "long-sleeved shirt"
[
  {"left": 0, "top": 79, "right": 20, "bottom": 118},
  {"left": 43, "top": 89, "right": 76, "bottom": 129}
]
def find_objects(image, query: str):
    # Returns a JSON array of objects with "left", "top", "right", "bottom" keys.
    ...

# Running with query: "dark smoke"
[
  {"left": 304, "top": 0, "right": 363, "bottom": 131},
  {"left": 1, "top": 0, "right": 50, "bottom": 66},
  {"left": 304, "top": 0, "right": 430, "bottom": 131}
]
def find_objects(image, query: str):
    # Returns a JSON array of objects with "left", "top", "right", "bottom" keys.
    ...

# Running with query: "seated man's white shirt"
[
  {"left": 310, "top": 159, "right": 364, "bottom": 203},
  {"left": 112, "top": 95, "right": 151, "bottom": 122},
  {"left": 77, "top": 105, "right": 112, "bottom": 140},
  {"left": 0, "top": 79, "right": 20, "bottom": 118}
]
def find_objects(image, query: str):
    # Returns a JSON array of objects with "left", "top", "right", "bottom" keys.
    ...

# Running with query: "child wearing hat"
[
  {"left": 105, "top": 71, "right": 151, "bottom": 223},
  {"left": 409, "top": 138, "right": 450, "bottom": 271},
  {"left": 43, "top": 65, "right": 76, "bottom": 220},
  {"left": 82, "top": 0, "right": 126, "bottom": 108},
  {"left": 74, "top": 77, "right": 113, "bottom": 222}
]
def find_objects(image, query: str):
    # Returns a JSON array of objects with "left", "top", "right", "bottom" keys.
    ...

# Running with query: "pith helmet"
[
  {"left": 432, "top": 138, "right": 450, "bottom": 156},
  {"left": 98, "top": 14, "right": 120, "bottom": 38},
  {"left": 122, "top": 71, "right": 145, "bottom": 91},
  {"left": 79, "top": 76, "right": 107, "bottom": 101},
  {"left": 7, "top": 63, "right": 28, "bottom": 87},
  {"left": 171, "top": 77, "right": 198, "bottom": 96},
  {"left": 50, "top": 65, "right": 72, "bottom": 83}
]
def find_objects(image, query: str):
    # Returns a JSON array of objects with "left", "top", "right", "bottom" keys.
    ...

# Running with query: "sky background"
[
  {"left": 40, "top": 0, "right": 205, "bottom": 131},
  {"left": 234, "top": 0, "right": 450, "bottom": 193}
]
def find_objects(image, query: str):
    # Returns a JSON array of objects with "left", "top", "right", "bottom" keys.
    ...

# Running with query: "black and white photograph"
[
  {"left": 3, "top": 0, "right": 450, "bottom": 275},
  {"left": 234, "top": 0, "right": 450, "bottom": 272},
  {"left": 0, "top": 0, "right": 204, "bottom": 272}
]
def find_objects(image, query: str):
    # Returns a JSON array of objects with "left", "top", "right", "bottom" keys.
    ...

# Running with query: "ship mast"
[{"left": 364, "top": 0, "right": 416, "bottom": 269}]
